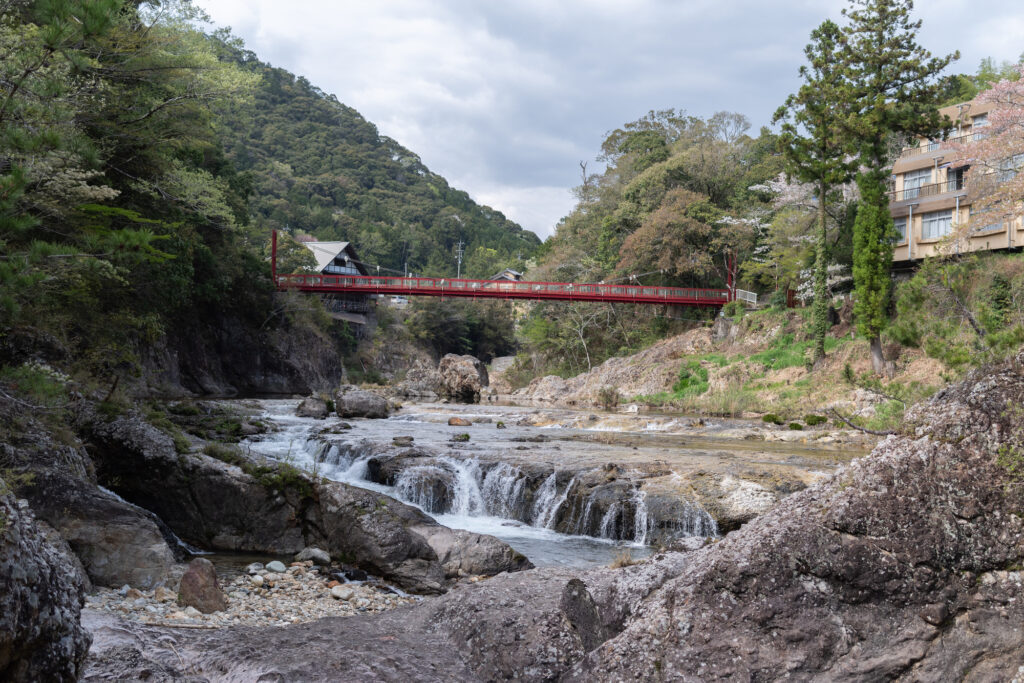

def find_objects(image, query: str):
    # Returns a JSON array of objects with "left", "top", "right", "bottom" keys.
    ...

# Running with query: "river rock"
[
  {"left": 295, "top": 547, "right": 331, "bottom": 565},
  {"left": 250, "top": 574, "right": 264, "bottom": 588},
  {"left": 330, "top": 585, "right": 354, "bottom": 601},
  {"left": 447, "top": 416, "right": 472, "bottom": 426},
  {"left": 177, "top": 558, "right": 227, "bottom": 614},
  {"left": 265, "top": 560, "right": 287, "bottom": 573},
  {"left": 438, "top": 354, "right": 489, "bottom": 402},
  {"left": 411, "top": 525, "right": 533, "bottom": 577},
  {"left": 246, "top": 562, "right": 263, "bottom": 574},
  {"left": 334, "top": 385, "right": 390, "bottom": 419},
  {"left": 0, "top": 489, "right": 91, "bottom": 681},
  {"left": 295, "top": 396, "right": 329, "bottom": 419}
]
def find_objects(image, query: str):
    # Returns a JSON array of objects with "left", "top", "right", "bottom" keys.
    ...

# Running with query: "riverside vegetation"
[{"left": 4, "top": 0, "right": 1024, "bottom": 680}]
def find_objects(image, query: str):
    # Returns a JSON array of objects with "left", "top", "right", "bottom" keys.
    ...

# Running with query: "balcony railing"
[
  {"left": 887, "top": 177, "right": 966, "bottom": 202},
  {"left": 898, "top": 132, "right": 978, "bottom": 160}
]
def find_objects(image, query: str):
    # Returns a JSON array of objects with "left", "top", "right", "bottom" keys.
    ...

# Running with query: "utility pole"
[{"left": 455, "top": 240, "right": 465, "bottom": 278}]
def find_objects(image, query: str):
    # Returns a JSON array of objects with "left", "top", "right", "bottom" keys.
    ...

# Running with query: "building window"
[
  {"left": 902, "top": 168, "right": 931, "bottom": 199},
  {"left": 997, "top": 153, "right": 1024, "bottom": 183},
  {"left": 893, "top": 217, "right": 907, "bottom": 243},
  {"left": 921, "top": 210, "right": 953, "bottom": 240},
  {"left": 973, "top": 113, "right": 989, "bottom": 141},
  {"left": 970, "top": 206, "right": 1004, "bottom": 234}
]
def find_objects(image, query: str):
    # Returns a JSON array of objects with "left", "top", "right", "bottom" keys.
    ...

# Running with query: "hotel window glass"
[
  {"left": 973, "top": 114, "right": 989, "bottom": 140},
  {"left": 902, "top": 168, "right": 931, "bottom": 198},
  {"left": 970, "top": 206, "right": 1003, "bottom": 234},
  {"left": 893, "top": 217, "right": 907, "bottom": 243},
  {"left": 921, "top": 210, "right": 953, "bottom": 239}
]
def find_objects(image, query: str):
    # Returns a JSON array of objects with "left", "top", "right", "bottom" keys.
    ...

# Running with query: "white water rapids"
[{"left": 241, "top": 400, "right": 709, "bottom": 567}]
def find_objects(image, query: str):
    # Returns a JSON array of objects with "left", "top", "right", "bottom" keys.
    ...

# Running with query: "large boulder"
[
  {"left": 20, "top": 471, "right": 175, "bottom": 589},
  {"left": 177, "top": 558, "right": 227, "bottom": 614},
  {"left": 410, "top": 525, "right": 532, "bottom": 577},
  {"left": 391, "top": 359, "right": 443, "bottom": 400},
  {"left": 334, "top": 384, "right": 390, "bottom": 419},
  {"left": 438, "top": 354, "right": 489, "bottom": 402},
  {"left": 0, "top": 488, "right": 91, "bottom": 682},
  {"left": 295, "top": 396, "right": 329, "bottom": 419}
]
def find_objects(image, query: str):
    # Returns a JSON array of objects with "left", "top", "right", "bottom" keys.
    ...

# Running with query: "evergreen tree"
[
  {"left": 774, "top": 20, "right": 856, "bottom": 364},
  {"left": 841, "top": 0, "right": 957, "bottom": 374}
]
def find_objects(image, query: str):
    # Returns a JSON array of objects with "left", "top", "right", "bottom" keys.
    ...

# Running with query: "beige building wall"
[{"left": 889, "top": 98, "right": 1022, "bottom": 262}]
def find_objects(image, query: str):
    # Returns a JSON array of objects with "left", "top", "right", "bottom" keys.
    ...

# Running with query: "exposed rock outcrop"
[
  {"left": 1, "top": 488, "right": 91, "bottom": 682},
  {"left": 438, "top": 354, "right": 488, "bottom": 402},
  {"left": 334, "top": 384, "right": 390, "bottom": 419},
  {"left": 390, "top": 359, "right": 443, "bottom": 400},
  {"left": 504, "top": 327, "right": 712, "bottom": 406}
]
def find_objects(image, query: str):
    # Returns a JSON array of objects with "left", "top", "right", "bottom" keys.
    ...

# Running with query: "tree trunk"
[
  {"left": 869, "top": 334, "right": 886, "bottom": 376},
  {"left": 812, "top": 180, "right": 829, "bottom": 364}
]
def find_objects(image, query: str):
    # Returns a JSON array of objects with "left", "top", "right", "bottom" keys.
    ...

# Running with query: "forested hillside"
[{"left": 215, "top": 46, "right": 540, "bottom": 278}]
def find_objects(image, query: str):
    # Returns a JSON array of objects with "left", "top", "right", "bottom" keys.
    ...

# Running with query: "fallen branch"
[{"left": 827, "top": 408, "right": 896, "bottom": 437}]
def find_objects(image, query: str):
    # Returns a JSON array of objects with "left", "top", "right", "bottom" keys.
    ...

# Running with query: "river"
[{"left": 241, "top": 399, "right": 861, "bottom": 568}]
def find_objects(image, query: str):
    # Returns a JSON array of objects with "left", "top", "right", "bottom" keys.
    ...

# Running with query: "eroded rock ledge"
[{"left": 85, "top": 354, "right": 1024, "bottom": 680}]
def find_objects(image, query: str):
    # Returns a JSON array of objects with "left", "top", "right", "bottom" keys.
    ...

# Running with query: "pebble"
[
  {"left": 83, "top": 559, "right": 419, "bottom": 629},
  {"left": 265, "top": 560, "right": 287, "bottom": 573},
  {"left": 246, "top": 562, "right": 264, "bottom": 574}
]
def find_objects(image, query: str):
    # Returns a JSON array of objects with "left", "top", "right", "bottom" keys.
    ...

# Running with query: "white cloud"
[{"left": 201, "top": 1, "right": 1024, "bottom": 239}]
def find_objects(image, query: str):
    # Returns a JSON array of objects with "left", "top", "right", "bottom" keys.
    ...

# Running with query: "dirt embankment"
[{"left": 492, "top": 310, "right": 948, "bottom": 420}]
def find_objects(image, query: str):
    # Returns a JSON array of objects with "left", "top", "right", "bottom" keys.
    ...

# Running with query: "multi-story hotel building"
[{"left": 889, "top": 98, "right": 1023, "bottom": 263}]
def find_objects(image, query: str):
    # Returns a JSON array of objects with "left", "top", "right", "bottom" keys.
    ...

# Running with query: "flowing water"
[{"left": 241, "top": 400, "right": 856, "bottom": 567}]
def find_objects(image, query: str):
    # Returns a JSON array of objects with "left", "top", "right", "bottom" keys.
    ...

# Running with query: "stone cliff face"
[
  {"left": 140, "top": 310, "right": 345, "bottom": 397},
  {"left": 83, "top": 354, "right": 1024, "bottom": 680},
  {"left": 0, "top": 487, "right": 92, "bottom": 682}
]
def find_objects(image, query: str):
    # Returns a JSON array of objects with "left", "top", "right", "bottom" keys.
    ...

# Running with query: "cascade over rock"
[{"left": 78, "top": 407, "right": 530, "bottom": 592}]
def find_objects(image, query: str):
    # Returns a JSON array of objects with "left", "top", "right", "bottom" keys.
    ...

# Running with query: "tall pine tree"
[
  {"left": 774, "top": 20, "right": 857, "bottom": 365},
  {"left": 841, "top": 0, "right": 956, "bottom": 374}
]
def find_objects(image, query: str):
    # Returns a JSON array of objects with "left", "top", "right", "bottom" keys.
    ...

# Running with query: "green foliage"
[
  {"left": 0, "top": 362, "right": 69, "bottom": 408},
  {"left": 804, "top": 414, "right": 828, "bottom": 426},
  {"left": 788, "top": 422, "right": 804, "bottom": 430},
  {"left": 996, "top": 444, "right": 1024, "bottom": 481},
  {"left": 597, "top": 386, "right": 619, "bottom": 410},
  {"left": 748, "top": 333, "right": 842, "bottom": 371},
  {"left": 406, "top": 298, "right": 515, "bottom": 362},
  {"left": 762, "top": 414, "right": 784, "bottom": 425},
  {"left": 214, "top": 49, "right": 539, "bottom": 278},
  {"left": 203, "top": 442, "right": 245, "bottom": 466},
  {"left": 451, "top": 433, "right": 470, "bottom": 443},
  {"left": 673, "top": 360, "right": 709, "bottom": 397},
  {"left": 722, "top": 301, "right": 745, "bottom": 320}
]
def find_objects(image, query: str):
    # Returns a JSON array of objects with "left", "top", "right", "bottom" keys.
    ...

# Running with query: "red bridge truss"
[{"left": 272, "top": 233, "right": 735, "bottom": 307}]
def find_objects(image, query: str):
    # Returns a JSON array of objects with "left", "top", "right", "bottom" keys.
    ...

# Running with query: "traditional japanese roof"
[{"left": 301, "top": 241, "right": 367, "bottom": 275}]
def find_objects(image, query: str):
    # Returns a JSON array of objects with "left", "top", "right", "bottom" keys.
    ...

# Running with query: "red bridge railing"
[{"left": 275, "top": 272, "right": 731, "bottom": 306}]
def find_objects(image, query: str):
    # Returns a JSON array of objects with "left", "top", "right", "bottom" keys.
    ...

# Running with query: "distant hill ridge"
[{"left": 216, "top": 45, "right": 541, "bottom": 278}]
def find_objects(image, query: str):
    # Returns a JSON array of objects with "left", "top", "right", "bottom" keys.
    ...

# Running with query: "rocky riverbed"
[{"left": 84, "top": 558, "right": 418, "bottom": 629}]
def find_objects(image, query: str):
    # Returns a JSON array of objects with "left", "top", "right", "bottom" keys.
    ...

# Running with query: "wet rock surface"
[
  {"left": 1, "top": 488, "right": 91, "bottom": 682},
  {"left": 295, "top": 396, "right": 329, "bottom": 419}
]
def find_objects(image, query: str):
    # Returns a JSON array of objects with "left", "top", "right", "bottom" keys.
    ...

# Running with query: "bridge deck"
[{"left": 275, "top": 273, "right": 732, "bottom": 306}]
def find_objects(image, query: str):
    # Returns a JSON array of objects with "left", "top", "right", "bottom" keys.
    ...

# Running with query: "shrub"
[
  {"left": 597, "top": 386, "right": 619, "bottom": 410},
  {"left": 804, "top": 414, "right": 827, "bottom": 426},
  {"left": 673, "top": 360, "right": 709, "bottom": 397},
  {"left": 788, "top": 422, "right": 803, "bottom": 430},
  {"left": 722, "top": 301, "right": 745, "bottom": 320},
  {"left": 203, "top": 442, "right": 245, "bottom": 466},
  {"left": 762, "top": 414, "right": 784, "bottom": 425}
]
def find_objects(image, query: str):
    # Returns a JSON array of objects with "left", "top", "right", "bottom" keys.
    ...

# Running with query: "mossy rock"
[{"left": 451, "top": 433, "right": 470, "bottom": 443}]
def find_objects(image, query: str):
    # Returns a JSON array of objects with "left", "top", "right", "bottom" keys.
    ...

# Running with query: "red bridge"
[{"left": 272, "top": 233, "right": 734, "bottom": 307}]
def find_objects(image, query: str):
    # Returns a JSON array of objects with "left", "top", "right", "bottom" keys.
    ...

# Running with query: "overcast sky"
[{"left": 201, "top": 1, "right": 1024, "bottom": 240}]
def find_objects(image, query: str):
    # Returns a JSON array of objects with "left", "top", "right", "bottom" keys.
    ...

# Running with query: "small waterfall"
[
  {"left": 633, "top": 488, "right": 649, "bottom": 545},
  {"left": 532, "top": 474, "right": 578, "bottom": 529},
  {"left": 480, "top": 462, "right": 528, "bottom": 519},
  {"left": 395, "top": 465, "right": 452, "bottom": 513},
  {"left": 437, "top": 457, "right": 486, "bottom": 516},
  {"left": 574, "top": 494, "right": 597, "bottom": 536},
  {"left": 598, "top": 501, "right": 621, "bottom": 539}
]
